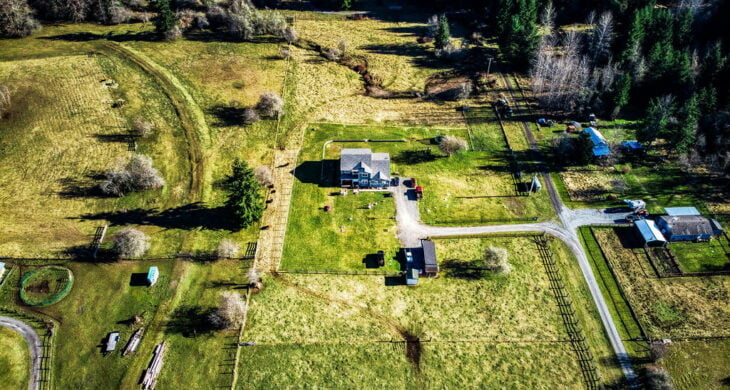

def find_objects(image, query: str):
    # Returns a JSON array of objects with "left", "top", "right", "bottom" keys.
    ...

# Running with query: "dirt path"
[
  {"left": 0, "top": 316, "right": 42, "bottom": 390},
  {"left": 98, "top": 41, "right": 210, "bottom": 203}
]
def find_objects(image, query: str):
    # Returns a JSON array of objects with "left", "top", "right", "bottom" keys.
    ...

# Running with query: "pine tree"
[
  {"left": 575, "top": 131, "right": 594, "bottom": 165},
  {"left": 673, "top": 94, "right": 699, "bottom": 154},
  {"left": 153, "top": 0, "right": 176, "bottom": 36},
  {"left": 609, "top": 73, "right": 632, "bottom": 118},
  {"left": 224, "top": 159, "right": 265, "bottom": 229},
  {"left": 639, "top": 96, "right": 675, "bottom": 146},
  {"left": 435, "top": 14, "right": 450, "bottom": 49}
]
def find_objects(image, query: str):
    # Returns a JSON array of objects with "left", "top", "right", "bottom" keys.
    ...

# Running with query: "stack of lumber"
[
  {"left": 141, "top": 342, "right": 166, "bottom": 390},
  {"left": 123, "top": 327, "right": 144, "bottom": 356}
]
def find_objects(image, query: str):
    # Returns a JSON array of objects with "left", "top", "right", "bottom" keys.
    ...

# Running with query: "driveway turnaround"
[
  {"left": 392, "top": 181, "right": 638, "bottom": 386},
  {"left": 0, "top": 316, "right": 42, "bottom": 390}
]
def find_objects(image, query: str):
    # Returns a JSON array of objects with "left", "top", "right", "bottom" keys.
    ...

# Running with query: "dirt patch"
[
  {"left": 425, "top": 73, "right": 471, "bottom": 100},
  {"left": 24, "top": 280, "right": 50, "bottom": 294}
]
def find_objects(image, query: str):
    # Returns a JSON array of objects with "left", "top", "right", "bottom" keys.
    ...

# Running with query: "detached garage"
[
  {"left": 635, "top": 219, "right": 667, "bottom": 247},
  {"left": 656, "top": 215, "right": 723, "bottom": 242}
]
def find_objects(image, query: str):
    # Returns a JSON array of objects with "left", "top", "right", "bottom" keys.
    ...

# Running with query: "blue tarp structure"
[
  {"left": 621, "top": 141, "right": 644, "bottom": 150},
  {"left": 635, "top": 219, "right": 667, "bottom": 247},
  {"left": 665, "top": 207, "right": 701, "bottom": 216},
  {"left": 584, "top": 127, "right": 611, "bottom": 156},
  {"left": 147, "top": 266, "right": 159, "bottom": 286}
]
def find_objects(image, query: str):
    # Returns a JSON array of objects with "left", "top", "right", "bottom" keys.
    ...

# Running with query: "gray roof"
[
  {"left": 340, "top": 148, "right": 390, "bottom": 180},
  {"left": 658, "top": 215, "right": 715, "bottom": 236},
  {"left": 421, "top": 239, "right": 438, "bottom": 272}
]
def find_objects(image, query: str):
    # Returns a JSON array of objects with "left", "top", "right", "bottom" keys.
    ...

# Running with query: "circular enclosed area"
[{"left": 19, "top": 266, "right": 74, "bottom": 307}]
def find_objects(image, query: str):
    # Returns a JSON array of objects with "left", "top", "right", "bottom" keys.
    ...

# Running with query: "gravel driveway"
[{"left": 0, "top": 316, "right": 42, "bottom": 390}]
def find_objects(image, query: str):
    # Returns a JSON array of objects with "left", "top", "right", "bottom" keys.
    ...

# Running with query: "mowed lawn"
[
  {"left": 242, "top": 235, "right": 600, "bottom": 388},
  {"left": 0, "top": 258, "right": 252, "bottom": 389},
  {"left": 0, "top": 327, "right": 29, "bottom": 390},
  {"left": 320, "top": 123, "right": 553, "bottom": 225}
]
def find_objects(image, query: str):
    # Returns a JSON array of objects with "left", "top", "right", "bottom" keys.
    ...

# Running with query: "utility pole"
[{"left": 487, "top": 57, "right": 493, "bottom": 75}]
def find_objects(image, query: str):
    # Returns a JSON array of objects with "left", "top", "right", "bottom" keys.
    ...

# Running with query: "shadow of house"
[
  {"left": 614, "top": 226, "right": 645, "bottom": 249},
  {"left": 293, "top": 160, "right": 338, "bottom": 187},
  {"left": 77, "top": 203, "right": 236, "bottom": 231}
]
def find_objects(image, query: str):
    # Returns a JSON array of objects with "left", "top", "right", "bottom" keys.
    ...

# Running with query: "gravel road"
[{"left": 0, "top": 316, "right": 42, "bottom": 390}]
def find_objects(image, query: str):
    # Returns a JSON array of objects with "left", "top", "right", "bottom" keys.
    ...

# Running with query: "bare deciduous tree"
[
  {"left": 649, "top": 341, "right": 670, "bottom": 362},
  {"left": 112, "top": 227, "right": 150, "bottom": 258},
  {"left": 132, "top": 117, "right": 154, "bottom": 137},
  {"left": 246, "top": 267, "right": 260, "bottom": 285},
  {"left": 216, "top": 239, "right": 240, "bottom": 259},
  {"left": 243, "top": 106, "right": 260, "bottom": 124},
  {"left": 438, "top": 135, "right": 468, "bottom": 156},
  {"left": 0, "top": 0, "right": 41, "bottom": 37},
  {"left": 644, "top": 365, "right": 674, "bottom": 390},
  {"left": 256, "top": 92, "right": 284, "bottom": 118},
  {"left": 484, "top": 246, "right": 511, "bottom": 274},
  {"left": 283, "top": 25, "right": 297, "bottom": 43},
  {"left": 279, "top": 45, "right": 291, "bottom": 59},
  {"left": 218, "top": 291, "right": 248, "bottom": 328},
  {"left": 589, "top": 12, "right": 614, "bottom": 64},
  {"left": 254, "top": 165, "right": 273, "bottom": 187},
  {"left": 100, "top": 154, "right": 165, "bottom": 196},
  {"left": 0, "top": 85, "right": 10, "bottom": 116}
]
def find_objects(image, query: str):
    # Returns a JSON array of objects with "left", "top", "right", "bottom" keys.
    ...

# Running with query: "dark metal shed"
[{"left": 421, "top": 239, "right": 438, "bottom": 277}]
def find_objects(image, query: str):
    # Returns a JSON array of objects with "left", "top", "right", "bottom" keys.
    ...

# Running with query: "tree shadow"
[
  {"left": 165, "top": 305, "right": 218, "bottom": 337},
  {"left": 92, "top": 133, "right": 133, "bottom": 143},
  {"left": 76, "top": 203, "right": 236, "bottom": 231},
  {"left": 392, "top": 149, "right": 440, "bottom": 164},
  {"left": 440, "top": 258, "right": 489, "bottom": 279},
  {"left": 293, "top": 160, "right": 337, "bottom": 187},
  {"left": 209, "top": 104, "right": 245, "bottom": 127},
  {"left": 57, "top": 173, "right": 114, "bottom": 199}
]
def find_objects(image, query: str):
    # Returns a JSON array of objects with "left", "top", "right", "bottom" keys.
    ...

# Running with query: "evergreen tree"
[
  {"left": 224, "top": 159, "right": 265, "bottom": 229},
  {"left": 152, "top": 0, "right": 175, "bottom": 36},
  {"left": 498, "top": 0, "right": 538, "bottom": 69},
  {"left": 673, "top": 94, "right": 699, "bottom": 154},
  {"left": 673, "top": 8, "right": 692, "bottom": 49},
  {"left": 435, "top": 14, "right": 450, "bottom": 49},
  {"left": 639, "top": 96, "right": 675, "bottom": 146},
  {"left": 575, "top": 131, "right": 594, "bottom": 165},
  {"left": 609, "top": 73, "right": 631, "bottom": 118}
]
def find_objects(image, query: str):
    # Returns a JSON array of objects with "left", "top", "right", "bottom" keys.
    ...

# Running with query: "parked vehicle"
[
  {"left": 407, "top": 178, "right": 417, "bottom": 188},
  {"left": 376, "top": 250, "right": 385, "bottom": 267},
  {"left": 415, "top": 186, "right": 423, "bottom": 200},
  {"left": 391, "top": 177, "right": 399, "bottom": 186},
  {"left": 404, "top": 250, "right": 414, "bottom": 264}
]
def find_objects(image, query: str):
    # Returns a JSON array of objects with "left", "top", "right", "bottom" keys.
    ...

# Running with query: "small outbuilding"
[
  {"left": 656, "top": 215, "right": 723, "bottom": 242},
  {"left": 405, "top": 268, "right": 419, "bottom": 286},
  {"left": 621, "top": 141, "right": 644, "bottom": 151},
  {"left": 147, "top": 266, "right": 159, "bottom": 286},
  {"left": 664, "top": 207, "right": 701, "bottom": 216},
  {"left": 634, "top": 219, "right": 667, "bottom": 247},
  {"left": 583, "top": 127, "right": 611, "bottom": 157},
  {"left": 421, "top": 239, "right": 439, "bottom": 277},
  {"left": 0, "top": 262, "right": 5, "bottom": 278}
]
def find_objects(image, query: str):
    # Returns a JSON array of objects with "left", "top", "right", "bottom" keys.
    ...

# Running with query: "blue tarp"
[
  {"left": 584, "top": 127, "right": 611, "bottom": 156},
  {"left": 621, "top": 141, "right": 644, "bottom": 150}
]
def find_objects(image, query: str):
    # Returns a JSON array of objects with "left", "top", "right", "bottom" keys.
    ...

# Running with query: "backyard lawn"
[
  {"left": 0, "top": 327, "right": 29, "bottom": 390},
  {"left": 669, "top": 234, "right": 730, "bottom": 273}
]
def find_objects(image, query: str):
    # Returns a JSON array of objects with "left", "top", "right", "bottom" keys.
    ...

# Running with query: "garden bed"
[{"left": 19, "top": 266, "right": 74, "bottom": 307}]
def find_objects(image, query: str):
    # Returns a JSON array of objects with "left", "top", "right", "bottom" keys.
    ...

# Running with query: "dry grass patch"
[
  {"left": 593, "top": 228, "right": 730, "bottom": 337},
  {"left": 559, "top": 168, "right": 625, "bottom": 202}
]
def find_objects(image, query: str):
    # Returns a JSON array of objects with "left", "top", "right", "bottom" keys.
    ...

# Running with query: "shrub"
[
  {"left": 153, "top": 0, "right": 177, "bottom": 36},
  {"left": 279, "top": 45, "right": 291, "bottom": 59},
  {"left": 112, "top": 227, "right": 150, "bottom": 258},
  {"left": 438, "top": 135, "right": 468, "bottom": 156},
  {"left": 205, "top": 310, "right": 229, "bottom": 331},
  {"left": 644, "top": 365, "right": 674, "bottom": 390},
  {"left": 324, "top": 47, "right": 342, "bottom": 61},
  {"left": 254, "top": 165, "right": 273, "bottom": 187},
  {"left": 100, "top": 154, "right": 165, "bottom": 196},
  {"left": 282, "top": 25, "right": 297, "bottom": 43},
  {"left": 216, "top": 239, "right": 240, "bottom": 259},
  {"left": 0, "top": 0, "right": 41, "bottom": 37},
  {"left": 243, "top": 107, "right": 260, "bottom": 124},
  {"left": 164, "top": 24, "right": 183, "bottom": 40},
  {"left": 224, "top": 159, "right": 265, "bottom": 228},
  {"left": 256, "top": 92, "right": 284, "bottom": 118},
  {"left": 132, "top": 117, "right": 154, "bottom": 137},
  {"left": 176, "top": 8, "right": 196, "bottom": 30},
  {"left": 0, "top": 85, "right": 10, "bottom": 116},
  {"left": 649, "top": 341, "right": 670, "bottom": 362},
  {"left": 484, "top": 246, "right": 511, "bottom": 274},
  {"left": 217, "top": 291, "right": 247, "bottom": 328},
  {"left": 246, "top": 267, "right": 260, "bottom": 285}
]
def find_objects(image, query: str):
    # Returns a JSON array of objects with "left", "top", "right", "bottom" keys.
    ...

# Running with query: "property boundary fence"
[
  {"left": 584, "top": 228, "right": 649, "bottom": 341},
  {"left": 0, "top": 307, "right": 56, "bottom": 390},
  {"left": 430, "top": 232, "right": 543, "bottom": 240},
  {"left": 276, "top": 269, "right": 402, "bottom": 277},
  {"left": 534, "top": 235, "right": 601, "bottom": 390}
]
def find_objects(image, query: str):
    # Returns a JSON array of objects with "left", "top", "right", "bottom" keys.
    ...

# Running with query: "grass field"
[
  {"left": 249, "top": 235, "right": 623, "bottom": 387},
  {"left": 669, "top": 234, "right": 730, "bottom": 272},
  {"left": 0, "top": 327, "right": 29, "bottom": 390},
  {"left": 662, "top": 339, "right": 730, "bottom": 389}
]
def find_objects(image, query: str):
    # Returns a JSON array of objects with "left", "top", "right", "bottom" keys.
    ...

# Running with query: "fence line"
[
  {"left": 534, "top": 235, "right": 601, "bottom": 390},
  {"left": 277, "top": 269, "right": 402, "bottom": 277}
]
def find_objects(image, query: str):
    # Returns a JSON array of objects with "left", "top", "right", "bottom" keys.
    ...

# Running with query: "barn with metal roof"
[{"left": 634, "top": 219, "right": 667, "bottom": 247}]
